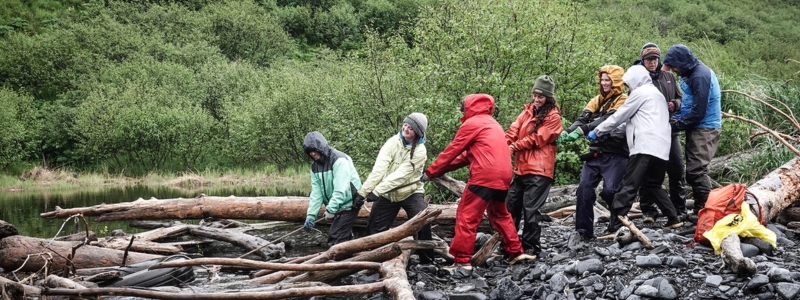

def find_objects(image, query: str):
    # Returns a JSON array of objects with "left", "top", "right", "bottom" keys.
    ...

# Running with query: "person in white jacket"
[
  {"left": 589, "top": 65, "right": 684, "bottom": 231},
  {"left": 355, "top": 112, "right": 434, "bottom": 263}
]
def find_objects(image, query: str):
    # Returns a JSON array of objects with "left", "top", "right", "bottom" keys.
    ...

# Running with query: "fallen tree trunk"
[
  {"left": 151, "top": 258, "right": 382, "bottom": 271},
  {"left": 0, "top": 235, "right": 162, "bottom": 272},
  {"left": 188, "top": 225, "right": 283, "bottom": 260},
  {"left": 749, "top": 157, "right": 800, "bottom": 221},
  {"left": 380, "top": 250, "right": 413, "bottom": 300},
  {"left": 283, "top": 243, "right": 403, "bottom": 284},
  {"left": 250, "top": 207, "right": 441, "bottom": 284},
  {"left": 0, "top": 276, "right": 41, "bottom": 298}
]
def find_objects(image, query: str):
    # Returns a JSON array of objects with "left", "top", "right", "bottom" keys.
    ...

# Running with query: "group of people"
[{"left": 299, "top": 42, "right": 722, "bottom": 271}]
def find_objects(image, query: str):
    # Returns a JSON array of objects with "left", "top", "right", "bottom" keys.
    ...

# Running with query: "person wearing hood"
[
  {"left": 661, "top": 44, "right": 722, "bottom": 213},
  {"left": 504, "top": 75, "right": 562, "bottom": 256},
  {"left": 636, "top": 43, "right": 688, "bottom": 223},
  {"left": 590, "top": 65, "right": 684, "bottom": 230},
  {"left": 302, "top": 131, "right": 363, "bottom": 246},
  {"left": 423, "top": 94, "right": 536, "bottom": 273},
  {"left": 556, "top": 65, "right": 629, "bottom": 239},
  {"left": 355, "top": 113, "right": 434, "bottom": 264}
]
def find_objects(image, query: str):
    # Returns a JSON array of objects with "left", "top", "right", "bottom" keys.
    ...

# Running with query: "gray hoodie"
[{"left": 594, "top": 65, "right": 671, "bottom": 160}]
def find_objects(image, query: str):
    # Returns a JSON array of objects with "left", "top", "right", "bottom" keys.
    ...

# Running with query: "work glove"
[
  {"left": 352, "top": 193, "right": 365, "bottom": 209},
  {"left": 303, "top": 218, "right": 315, "bottom": 230},
  {"left": 563, "top": 128, "right": 583, "bottom": 143},
  {"left": 323, "top": 211, "right": 336, "bottom": 221},
  {"left": 420, "top": 173, "right": 431, "bottom": 183},
  {"left": 366, "top": 192, "right": 380, "bottom": 203},
  {"left": 587, "top": 130, "right": 598, "bottom": 141},
  {"left": 555, "top": 131, "right": 568, "bottom": 144}
]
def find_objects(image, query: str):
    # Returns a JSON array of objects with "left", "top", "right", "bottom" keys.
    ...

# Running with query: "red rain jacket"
[{"left": 425, "top": 94, "right": 513, "bottom": 190}]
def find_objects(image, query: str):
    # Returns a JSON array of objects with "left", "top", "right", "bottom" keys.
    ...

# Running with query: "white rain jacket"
[
  {"left": 359, "top": 133, "right": 426, "bottom": 202},
  {"left": 594, "top": 65, "right": 671, "bottom": 160}
]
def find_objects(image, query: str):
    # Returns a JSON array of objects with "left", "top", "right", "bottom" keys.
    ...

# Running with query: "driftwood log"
[
  {"left": 0, "top": 235, "right": 162, "bottom": 272},
  {"left": 720, "top": 234, "right": 757, "bottom": 276},
  {"left": 0, "top": 221, "right": 19, "bottom": 240},
  {"left": 0, "top": 276, "right": 41, "bottom": 298}
]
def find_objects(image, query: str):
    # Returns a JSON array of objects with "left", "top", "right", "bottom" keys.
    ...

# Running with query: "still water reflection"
[{"left": 0, "top": 185, "right": 307, "bottom": 238}]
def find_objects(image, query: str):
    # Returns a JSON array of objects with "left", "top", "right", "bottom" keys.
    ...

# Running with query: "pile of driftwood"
[{"left": 3, "top": 154, "right": 800, "bottom": 299}]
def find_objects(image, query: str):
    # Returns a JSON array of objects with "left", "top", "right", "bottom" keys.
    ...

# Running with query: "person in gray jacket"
[{"left": 589, "top": 65, "right": 684, "bottom": 230}]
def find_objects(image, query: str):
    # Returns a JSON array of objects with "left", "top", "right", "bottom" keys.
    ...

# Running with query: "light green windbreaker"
[
  {"left": 359, "top": 133, "right": 426, "bottom": 202},
  {"left": 304, "top": 131, "right": 362, "bottom": 221}
]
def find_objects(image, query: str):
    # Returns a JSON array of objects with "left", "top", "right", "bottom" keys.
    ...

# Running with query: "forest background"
[{"left": 1, "top": 0, "right": 799, "bottom": 197}]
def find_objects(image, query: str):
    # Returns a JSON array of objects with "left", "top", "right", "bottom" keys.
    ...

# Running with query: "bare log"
[
  {"left": 380, "top": 250, "right": 413, "bottom": 300},
  {"left": 44, "top": 275, "right": 86, "bottom": 290},
  {"left": 470, "top": 233, "right": 499, "bottom": 266},
  {"left": 0, "top": 276, "right": 40, "bottom": 298},
  {"left": 150, "top": 257, "right": 381, "bottom": 271},
  {"left": 0, "top": 235, "right": 162, "bottom": 272},
  {"left": 395, "top": 240, "right": 448, "bottom": 250},
  {"left": 749, "top": 157, "right": 800, "bottom": 221},
  {"left": 431, "top": 174, "right": 466, "bottom": 195},
  {"left": 91, "top": 236, "right": 182, "bottom": 254},
  {"left": 251, "top": 254, "right": 318, "bottom": 278},
  {"left": 55, "top": 231, "right": 97, "bottom": 242},
  {"left": 250, "top": 207, "right": 441, "bottom": 284},
  {"left": 617, "top": 216, "right": 654, "bottom": 249},
  {"left": 43, "top": 282, "right": 387, "bottom": 299},
  {"left": 547, "top": 206, "right": 576, "bottom": 218},
  {"left": 0, "top": 221, "right": 18, "bottom": 240},
  {"left": 720, "top": 234, "right": 757, "bottom": 276},
  {"left": 284, "top": 243, "right": 404, "bottom": 284},
  {"left": 189, "top": 225, "right": 284, "bottom": 260}
]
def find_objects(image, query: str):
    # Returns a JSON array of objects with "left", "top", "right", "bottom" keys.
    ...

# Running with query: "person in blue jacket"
[
  {"left": 661, "top": 44, "right": 722, "bottom": 213},
  {"left": 302, "top": 131, "right": 363, "bottom": 246}
]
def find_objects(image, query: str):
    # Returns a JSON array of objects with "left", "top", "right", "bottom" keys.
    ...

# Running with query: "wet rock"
[
  {"left": 650, "top": 245, "right": 670, "bottom": 255},
  {"left": 745, "top": 274, "right": 770, "bottom": 291},
  {"left": 642, "top": 277, "right": 678, "bottom": 299},
  {"left": 768, "top": 267, "right": 793, "bottom": 282},
  {"left": 767, "top": 224, "right": 786, "bottom": 238},
  {"left": 495, "top": 277, "right": 523, "bottom": 300},
  {"left": 634, "top": 285, "right": 659, "bottom": 298},
  {"left": 756, "top": 292, "right": 775, "bottom": 300},
  {"left": 454, "top": 285, "right": 475, "bottom": 293},
  {"left": 544, "top": 265, "right": 566, "bottom": 280},
  {"left": 594, "top": 246, "right": 611, "bottom": 257},
  {"left": 575, "top": 275, "right": 602, "bottom": 287},
  {"left": 566, "top": 258, "right": 604, "bottom": 275},
  {"left": 706, "top": 275, "right": 723, "bottom": 287},
  {"left": 636, "top": 255, "right": 662, "bottom": 268},
  {"left": 664, "top": 256, "right": 688, "bottom": 268},
  {"left": 635, "top": 271, "right": 654, "bottom": 281},
  {"left": 620, "top": 282, "right": 637, "bottom": 299},
  {"left": 449, "top": 293, "right": 487, "bottom": 300},
  {"left": 358, "top": 272, "right": 380, "bottom": 283},
  {"left": 548, "top": 272, "right": 569, "bottom": 292},
  {"left": 522, "top": 264, "right": 547, "bottom": 282},
  {"left": 422, "top": 291, "right": 447, "bottom": 300},
  {"left": 739, "top": 243, "right": 760, "bottom": 257},
  {"left": 777, "top": 237, "right": 796, "bottom": 247},
  {"left": 623, "top": 242, "right": 645, "bottom": 251},
  {"left": 775, "top": 282, "right": 800, "bottom": 300}
]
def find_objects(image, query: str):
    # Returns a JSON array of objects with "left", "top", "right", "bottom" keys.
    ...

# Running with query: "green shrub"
[{"left": 0, "top": 88, "right": 39, "bottom": 168}]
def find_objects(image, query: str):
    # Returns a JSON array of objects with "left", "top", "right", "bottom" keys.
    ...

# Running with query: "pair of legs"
[
  {"left": 611, "top": 154, "right": 679, "bottom": 224},
  {"left": 367, "top": 193, "right": 433, "bottom": 263},
  {"left": 450, "top": 185, "right": 523, "bottom": 264},
  {"left": 506, "top": 174, "right": 552, "bottom": 255},
  {"left": 575, "top": 153, "right": 628, "bottom": 239},
  {"left": 641, "top": 133, "right": 687, "bottom": 218},
  {"left": 684, "top": 128, "right": 721, "bottom": 212},
  {"left": 327, "top": 208, "right": 359, "bottom": 247}
]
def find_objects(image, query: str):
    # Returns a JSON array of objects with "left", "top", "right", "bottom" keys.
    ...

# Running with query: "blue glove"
[
  {"left": 587, "top": 130, "right": 598, "bottom": 141},
  {"left": 303, "top": 218, "right": 315, "bottom": 230}
]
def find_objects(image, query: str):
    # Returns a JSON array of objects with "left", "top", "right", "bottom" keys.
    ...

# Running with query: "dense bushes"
[{"left": 0, "top": 0, "right": 798, "bottom": 189}]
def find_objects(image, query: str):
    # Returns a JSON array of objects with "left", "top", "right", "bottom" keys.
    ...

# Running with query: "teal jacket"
[{"left": 303, "top": 131, "right": 362, "bottom": 221}]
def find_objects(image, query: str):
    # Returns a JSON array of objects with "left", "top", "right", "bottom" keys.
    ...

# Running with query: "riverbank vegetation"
[{"left": 1, "top": 0, "right": 798, "bottom": 192}]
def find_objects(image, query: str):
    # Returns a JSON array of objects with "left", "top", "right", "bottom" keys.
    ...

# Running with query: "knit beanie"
[
  {"left": 640, "top": 43, "right": 661, "bottom": 60},
  {"left": 404, "top": 112, "right": 428, "bottom": 138},
  {"left": 532, "top": 75, "right": 555, "bottom": 98}
]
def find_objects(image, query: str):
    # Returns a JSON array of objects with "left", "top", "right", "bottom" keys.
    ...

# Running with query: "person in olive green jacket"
[
  {"left": 355, "top": 113, "right": 434, "bottom": 263},
  {"left": 303, "top": 131, "right": 363, "bottom": 247}
]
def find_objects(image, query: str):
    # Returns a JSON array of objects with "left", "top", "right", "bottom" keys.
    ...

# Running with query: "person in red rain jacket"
[{"left": 421, "top": 94, "right": 536, "bottom": 273}]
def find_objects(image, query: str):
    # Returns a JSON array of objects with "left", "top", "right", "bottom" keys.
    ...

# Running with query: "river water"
[{"left": 0, "top": 185, "right": 307, "bottom": 238}]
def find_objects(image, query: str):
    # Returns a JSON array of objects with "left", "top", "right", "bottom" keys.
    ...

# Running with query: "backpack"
[{"left": 694, "top": 184, "right": 765, "bottom": 244}]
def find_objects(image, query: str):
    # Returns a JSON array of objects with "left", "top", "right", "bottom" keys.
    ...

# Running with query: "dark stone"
[
  {"left": 622, "top": 242, "right": 645, "bottom": 251},
  {"left": 739, "top": 243, "right": 760, "bottom": 257},
  {"left": 449, "top": 293, "right": 488, "bottom": 300},
  {"left": 745, "top": 274, "right": 770, "bottom": 291},
  {"left": 495, "top": 277, "right": 523, "bottom": 300},
  {"left": 768, "top": 267, "right": 793, "bottom": 283},
  {"left": 634, "top": 285, "right": 659, "bottom": 298},
  {"left": 635, "top": 255, "right": 662, "bottom": 268},
  {"left": 548, "top": 272, "right": 569, "bottom": 292},
  {"left": 775, "top": 282, "right": 800, "bottom": 300},
  {"left": 706, "top": 275, "right": 723, "bottom": 287},
  {"left": 594, "top": 246, "right": 611, "bottom": 257},
  {"left": 665, "top": 256, "right": 688, "bottom": 268},
  {"left": 422, "top": 291, "right": 447, "bottom": 300},
  {"left": 777, "top": 237, "right": 796, "bottom": 247},
  {"left": 575, "top": 275, "right": 602, "bottom": 287}
]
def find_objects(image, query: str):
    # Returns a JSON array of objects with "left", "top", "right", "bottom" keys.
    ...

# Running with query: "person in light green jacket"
[
  {"left": 302, "top": 131, "right": 363, "bottom": 247},
  {"left": 355, "top": 113, "right": 434, "bottom": 263}
]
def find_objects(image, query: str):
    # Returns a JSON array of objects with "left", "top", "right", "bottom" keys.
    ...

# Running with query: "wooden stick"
[
  {"left": 150, "top": 258, "right": 381, "bottom": 271},
  {"left": 43, "top": 282, "right": 387, "bottom": 299},
  {"left": 470, "top": 233, "right": 499, "bottom": 266},
  {"left": 617, "top": 216, "right": 653, "bottom": 249},
  {"left": 722, "top": 112, "right": 800, "bottom": 156},
  {"left": 720, "top": 234, "right": 756, "bottom": 276},
  {"left": 237, "top": 227, "right": 303, "bottom": 259},
  {"left": 380, "top": 250, "right": 414, "bottom": 300},
  {"left": 43, "top": 275, "right": 86, "bottom": 290}
]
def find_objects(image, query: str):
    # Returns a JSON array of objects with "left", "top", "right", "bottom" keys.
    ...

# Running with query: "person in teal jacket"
[
  {"left": 302, "top": 131, "right": 363, "bottom": 246},
  {"left": 356, "top": 112, "right": 433, "bottom": 263}
]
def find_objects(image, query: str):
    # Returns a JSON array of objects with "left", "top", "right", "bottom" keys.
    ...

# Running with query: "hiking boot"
[
  {"left": 662, "top": 217, "right": 684, "bottom": 229},
  {"left": 490, "top": 248, "right": 506, "bottom": 258},
  {"left": 642, "top": 216, "right": 655, "bottom": 223},
  {"left": 508, "top": 253, "right": 537, "bottom": 265},
  {"left": 442, "top": 263, "right": 472, "bottom": 274}
]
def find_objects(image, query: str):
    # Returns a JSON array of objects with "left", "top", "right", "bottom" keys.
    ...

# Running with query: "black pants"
[
  {"left": 367, "top": 193, "right": 434, "bottom": 263},
  {"left": 327, "top": 208, "right": 359, "bottom": 247},
  {"left": 612, "top": 154, "right": 678, "bottom": 222},
  {"left": 641, "top": 133, "right": 687, "bottom": 216},
  {"left": 575, "top": 153, "right": 628, "bottom": 237},
  {"left": 506, "top": 174, "right": 552, "bottom": 254}
]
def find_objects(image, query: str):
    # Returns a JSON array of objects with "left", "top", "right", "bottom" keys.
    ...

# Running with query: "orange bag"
[{"left": 694, "top": 184, "right": 765, "bottom": 244}]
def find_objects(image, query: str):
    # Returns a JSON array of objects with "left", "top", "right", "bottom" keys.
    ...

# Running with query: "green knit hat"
[{"left": 532, "top": 75, "right": 555, "bottom": 98}]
